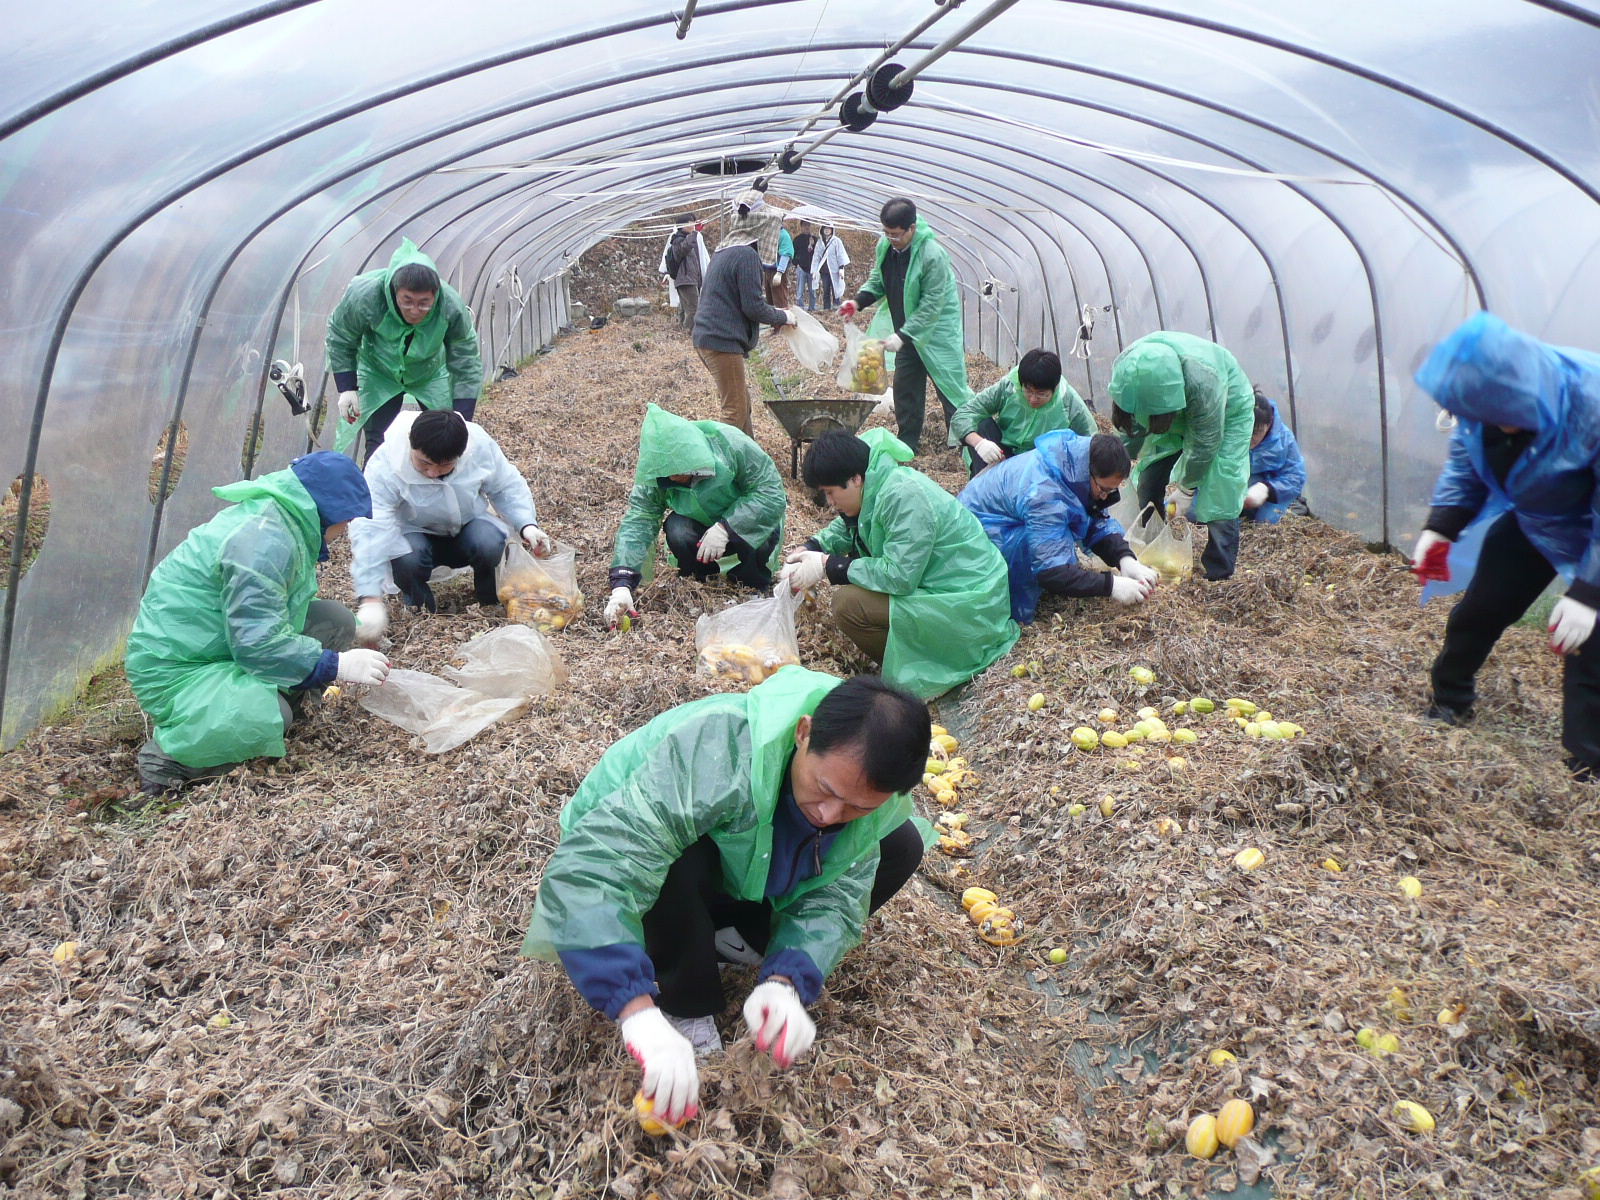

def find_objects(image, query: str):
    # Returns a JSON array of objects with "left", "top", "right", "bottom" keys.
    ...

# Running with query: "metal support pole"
[
  {"left": 890, "top": 0, "right": 1021, "bottom": 89},
  {"left": 675, "top": 0, "right": 698, "bottom": 39}
]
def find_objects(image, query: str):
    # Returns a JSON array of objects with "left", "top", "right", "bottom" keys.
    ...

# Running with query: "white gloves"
[
  {"left": 696, "top": 523, "right": 730, "bottom": 563},
  {"left": 521, "top": 524, "right": 554, "bottom": 557},
  {"left": 838, "top": 300, "right": 858, "bottom": 319},
  {"left": 783, "top": 308, "right": 801, "bottom": 326},
  {"left": 771, "top": 271, "right": 784, "bottom": 286},
  {"left": 335, "top": 648, "right": 390, "bottom": 685},
  {"left": 337, "top": 390, "right": 360, "bottom": 423},
  {"left": 1244, "top": 482, "right": 1270, "bottom": 509},
  {"left": 1110, "top": 575, "right": 1153, "bottom": 605},
  {"left": 1548, "top": 596, "right": 1597, "bottom": 655},
  {"left": 1118, "top": 556, "right": 1159, "bottom": 586},
  {"left": 883, "top": 333, "right": 904, "bottom": 353},
  {"left": 778, "top": 549, "right": 829, "bottom": 595},
  {"left": 970, "top": 437, "right": 1004, "bottom": 466},
  {"left": 742, "top": 980, "right": 815, "bottom": 1068},
  {"left": 619, "top": 1007, "right": 699, "bottom": 1126},
  {"left": 354, "top": 600, "right": 388, "bottom": 645},
  {"left": 1165, "top": 482, "right": 1196, "bottom": 503},
  {"left": 604, "top": 587, "right": 638, "bottom": 630}
]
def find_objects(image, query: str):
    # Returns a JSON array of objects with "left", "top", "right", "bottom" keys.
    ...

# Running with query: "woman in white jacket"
[
  {"left": 813, "top": 224, "right": 851, "bottom": 310},
  {"left": 349, "top": 409, "right": 551, "bottom": 641}
]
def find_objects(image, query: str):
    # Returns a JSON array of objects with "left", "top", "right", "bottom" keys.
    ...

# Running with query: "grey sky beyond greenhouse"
[{"left": 3, "top": 0, "right": 1600, "bottom": 746}]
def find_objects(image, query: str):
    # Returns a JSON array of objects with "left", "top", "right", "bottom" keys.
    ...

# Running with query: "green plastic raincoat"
[
  {"left": 325, "top": 239, "right": 482, "bottom": 453},
  {"left": 126, "top": 470, "right": 327, "bottom": 768},
  {"left": 860, "top": 218, "right": 975, "bottom": 411},
  {"left": 950, "top": 368, "right": 1097, "bottom": 471},
  {"left": 1108, "top": 332, "right": 1254, "bottom": 524},
  {"left": 522, "top": 667, "right": 925, "bottom": 979},
  {"left": 610, "top": 404, "right": 785, "bottom": 577},
  {"left": 812, "top": 429, "right": 1018, "bottom": 698}
]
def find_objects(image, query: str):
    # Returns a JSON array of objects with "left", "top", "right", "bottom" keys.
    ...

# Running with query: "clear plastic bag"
[
  {"left": 778, "top": 307, "right": 839, "bottom": 374},
  {"left": 1135, "top": 514, "right": 1195, "bottom": 583},
  {"left": 695, "top": 588, "right": 802, "bottom": 685},
  {"left": 496, "top": 539, "right": 584, "bottom": 632},
  {"left": 442, "top": 625, "right": 567, "bottom": 699},
  {"left": 359, "top": 669, "right": 527, "bottom": 754},
  {"left": 835, "top": 323, "right": 889, "bottom": 397},
  {"left": 1106, "top": 491, "right": 1147, "bottom": 542}
]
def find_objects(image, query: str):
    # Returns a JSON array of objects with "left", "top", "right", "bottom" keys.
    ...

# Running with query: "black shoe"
[{"left": 1425, "top": 701, "right": 1473, "bottom": 726}]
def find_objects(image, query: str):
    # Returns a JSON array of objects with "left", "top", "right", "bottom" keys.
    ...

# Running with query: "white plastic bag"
[
  {"left": 1135, "top": 515, "right": 1195, "bottom": 583},
  {"left": 695, "top": 588, "right": 802, "bottom": 685},
  {"left": 360, "top": 669, "right": 527, "bottom": 754},
  {"left": 496, "top": 539, "right": 584, "bottom": 632},
  {"left": 442, "top": 625, "right": 567, "bottom": 699},
  {"left": 778, "top": 307, "right": 839, "bottom": 374},
  {"left": 835, "top": 323, "right": 889, "bottom": 398}
]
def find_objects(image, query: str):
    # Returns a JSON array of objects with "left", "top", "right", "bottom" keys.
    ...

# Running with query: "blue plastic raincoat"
[
  {"left": 1246, "top": 398, "right": 1306, "bottom": 524},
  {"left": 1417, "top": 311, "right": 1600, "bottom": 601},
  {"left": 959, "top": 431, "right": 1126, "bottom": 623}
]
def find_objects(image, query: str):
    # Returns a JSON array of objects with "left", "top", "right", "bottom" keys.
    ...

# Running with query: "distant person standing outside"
[
  {"left": 326, "top": 238, "right": 482, "bottom": 465},
  {"left": 791, "top": 220, "right": 818, "bottom": 312},
  {"left": 659, "top": 215, "right": 709, "bottom": 332},
  {"left": 692, "top": 189, "right": 793, "bottom": 435},
  {"left": 840, "top": 198, "right": 974, "bottom": 456},
  {"left": 813, "top": 224, "right": 850, "bottom": 311}
]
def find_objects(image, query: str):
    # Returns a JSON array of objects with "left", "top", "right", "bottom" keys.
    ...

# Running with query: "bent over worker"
[
  {"left": 326, "top": 238, "right": 482, "bottom": 463},
  {"left": 777, "top": 428, "right": 1019, "bottom": 699},
  {"left": 126, "top": 452, "right": 389, "bottom": 795},
  {"left": 522, "top": 670, "right": 934, "bottom": 1128},
  {"left": 1109, "top": 331, "right": 1254, "bottom": 580},
  {"left": 959, "top": 431, "right": 1159, "bottom": 623},
  {"left": 951, "top": 348, "right": 1096, "bottom": 480},
  {"left": 1243, "top": 389, "right": 1307, "bottom": 523},
  {"left": 604, "top": 404, "right": 787, "bottom": 628},
  {"left": 1409, "top": 311, "right": 1600, "bottom": 780}
]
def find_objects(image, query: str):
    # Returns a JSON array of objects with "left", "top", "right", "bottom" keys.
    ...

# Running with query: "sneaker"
[
  {"left": 1425, "top": 701, "right": 1473, "bottom": 726},
  {"left": 713, "top": 926, "right": 764, "bottom": 967},
  {"left": 664, "top": 1013, "right": 723, "bottom": 1058}
]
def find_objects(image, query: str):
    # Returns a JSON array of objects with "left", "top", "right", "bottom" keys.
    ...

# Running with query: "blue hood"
[
  {"left": 1032, "top": 429, "right": 1099, "bottom": 512},
  {"left": 1416, "top": 311, "right": 1562, "bottom": 432},
  {"left": 289, "top": 451, "right": 372, "bottom": 560}
]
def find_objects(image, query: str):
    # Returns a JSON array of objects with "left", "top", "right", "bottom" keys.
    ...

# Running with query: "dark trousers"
[
  {"left": 1430, "top": 512, "right": 1600, "bottom": 773},
  {"left": 820, "top": 273, "right": 837, "bottom": 310},
  {"left": 663, "top": 513, "right": 779, "bottom": 590},
  {"left": 965, "top": 416, "right": 1014, "bottom": 480},
  {"left": 641, "top": 822, "right": 925, "bottom": 1017},
  {"left": 363, "top": 396, "right": 478, "bottom": 465},
  {"left": 1135, "top": 453, "right": 1241, "bottom": 580},
  {"left": 675, "top": 284, "right": 699, "bottom": 331},
  {"left": 891, "top": 338, "right": 957, "bottom": 456},
  {"left": 391, "top": 518, "right": 507, "bottom": 610}
]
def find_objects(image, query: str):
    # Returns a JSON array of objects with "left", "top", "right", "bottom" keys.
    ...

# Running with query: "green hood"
[
  {"left": 636, "top": 403, "right": 717, "bottom": 479},
  {"left": 211, "top": 468, "right": 323, "bottom": 562},
  {"left": 380, "top": 237, "right": 443, "bottom": 324},
  {"left": 860, "top": 426, "right": 916, "bottom": 481},
  {"left": 1109, "top": 340, "right": 1187, "bottom": 416}
]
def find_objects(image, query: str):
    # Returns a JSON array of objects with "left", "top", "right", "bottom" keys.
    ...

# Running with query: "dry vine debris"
[{"left": 2, "top": 293, "right": 1598, "bottom": 1199}]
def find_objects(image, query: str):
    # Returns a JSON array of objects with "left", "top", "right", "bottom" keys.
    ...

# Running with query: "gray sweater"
[{"left": 693, "top": 244, "right": 789, "bottom": 355}]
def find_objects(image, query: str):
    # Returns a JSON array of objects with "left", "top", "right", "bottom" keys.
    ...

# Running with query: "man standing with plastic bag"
[
  {"left": 126, "top": 452, "right": 389, "bottom": 795},
  {"left": 348, "top": 409, "right": 553, "bottom": 640},
  {"left": 326, "top": 238, "right": 482, "bottom": 464},
  {"left": 951, "top": 349, "right": 1097, "bottom": 479},
  {"left": 959, "top": 431, "right": 1158, "bottom": 623},
  {"left": 1242, "top": 388, "right": 1307, "bottom": 523},
  {"left": 1408, "top": 311, "right": 1600, "bottom": 780},
  {"left": 838, "top": 198, "right": 974, "bottom": 456},
  {"left": 658, "top": 214, "right": 708, "bottom": 331},
  {"left": 604, "top": 404, "right": 787, "bottom": 628},
  {"left": 522, "top": 671, "right": 933, "bottom": 1131},
  {"left": 777, "top": 428, "right": 1018, "bottom": 699},
  {"left": 1109, "top": 331, "right": 1254, "bottom": 580}
]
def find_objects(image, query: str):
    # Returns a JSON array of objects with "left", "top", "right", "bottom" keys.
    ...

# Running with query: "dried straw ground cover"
[{"left": 2, "top": 301, "right": 1598, "bottom": 1199}]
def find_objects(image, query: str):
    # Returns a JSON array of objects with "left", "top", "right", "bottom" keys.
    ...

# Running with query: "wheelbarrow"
[{"left": 763, "top": 397, "right": 882, "bottom": 478}]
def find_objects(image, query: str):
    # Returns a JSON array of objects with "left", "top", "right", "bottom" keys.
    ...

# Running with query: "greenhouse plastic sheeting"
[{"left": 5, "top": 0, "right": 1600, "bottom": 746}]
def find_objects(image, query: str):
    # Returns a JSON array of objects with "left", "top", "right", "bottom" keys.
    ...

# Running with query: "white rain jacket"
[{"left": 349, "top": 410, "right": 537, "bottom": 597}]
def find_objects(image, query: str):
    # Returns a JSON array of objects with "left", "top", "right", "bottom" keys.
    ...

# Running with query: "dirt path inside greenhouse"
[{"left": 3, "top": 306, "right": 1599, "bottom": 1200}]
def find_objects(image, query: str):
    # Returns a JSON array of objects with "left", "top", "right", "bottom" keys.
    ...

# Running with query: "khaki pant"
[
  {"left": 833, "top": 584, "right": 892, "bottom": 663},
  {"left": 767, "top": 273, "right": 791, "bottom": 310},
  {"left": 696, "top": 346, "right": 753, "bottom": 435}
]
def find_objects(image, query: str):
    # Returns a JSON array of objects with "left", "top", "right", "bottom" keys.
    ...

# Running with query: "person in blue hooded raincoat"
[
  {"left": 958, "top": 431, "right": 1159, "bottom": 623},
  {"left": 126, "top": 452, "right": 393, "bottom": 794},
  {"left": 1409, "top": 311, "right": 1600, "bottom": 779},
  {"left": 1243, "top": 389, "right": 1307, "bottom": 524}
]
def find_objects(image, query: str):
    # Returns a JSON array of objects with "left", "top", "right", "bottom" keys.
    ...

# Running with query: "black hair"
[
  {"left": 1253, "top": 389, "right": 1274, "bottom": 431},
  {"left": 391, "top": 262, "right": 440, "bottom": 295},
  {"left": 678, "top": 213, "right": 697, "bottom": 226},
  {"left": 410, "top": 409, "right": 469, "bottom": 462},
  {"left": 1147, "top": 411, "right": 1176, "bottom": 435},
  {"left": 808, "top": 676, "right": 932, "bottom": 795},
  {"left": 801, "top": 430, "right": 871, "bottom": 488},
  {"left": 1016, "top": 348, "right": 1062, "bottom": 392},
  {"left": 1088, "top": 432, "right": 1132, "bottom": 479},
  {"left": 1110, "top": 403, "right": 1134, "bottom": 433},
  {"left": 880, "top": 197, "right": 917, "bottom": 231}
]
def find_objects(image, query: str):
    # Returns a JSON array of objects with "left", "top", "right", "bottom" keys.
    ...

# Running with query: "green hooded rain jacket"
[
  {"left": 950, "top": 367, "right": 1097, "bottom": 471},
  {"left": 860, "top": 218, "right": 975, "bottom": 412}
]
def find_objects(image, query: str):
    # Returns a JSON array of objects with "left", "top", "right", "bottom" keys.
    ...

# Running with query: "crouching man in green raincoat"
[
  {"left": 1109, "top": 332, "right": 1255, "bottom": 580},
  {"left": 126, "top": 452, "right": 392, "bottom": 795},
  {"left": 951, "top": 348, "right": 1097, "bottom": 480},
  {"left": 326, "top": 238, "right": 483, "bottom": 464},
  {"left": 778, "top": 428, "right": 1019, "bottom": 699},
  {"left": 521, "top": 670, "right": 933, "bottom": 1129},
  {"left": 603, "top": 404, "right": 787, "bottom": 628},
  {"left": 839, "top": 198, "right": 975, "bottom": 456}
]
